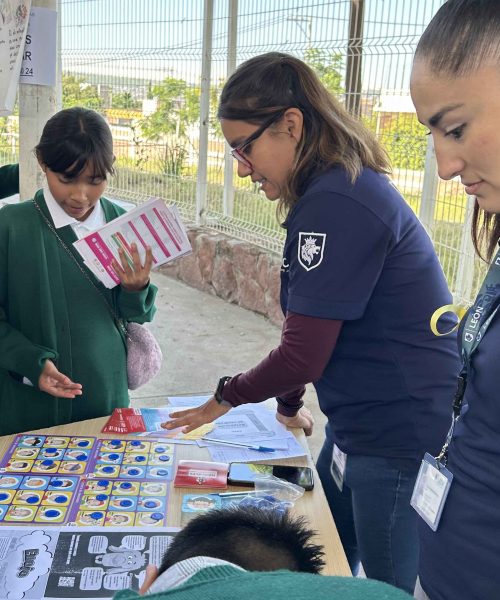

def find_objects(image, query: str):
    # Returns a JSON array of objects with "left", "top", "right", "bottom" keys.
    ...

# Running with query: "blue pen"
[{"left": 201, "top": 437, "right": 275, "bottom": 453}]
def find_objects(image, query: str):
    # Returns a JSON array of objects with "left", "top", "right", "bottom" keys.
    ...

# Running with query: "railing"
[{"left": 6, "top": 0, "right": 485, "bottom": 306}]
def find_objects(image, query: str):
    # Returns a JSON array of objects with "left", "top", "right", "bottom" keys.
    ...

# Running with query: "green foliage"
[
  {"left": 379, "top": 113, "right": 427, "bottom": 170},
  {"left": 364, "top": 112, "right": 427, "bottom": 171},
  {"left": 140, "top": 77, "right": 200, "bottom": 140},
  {"left": 111, "top": 91, "right": 140, "bottom": 110},
  {"left": 62, "top": 73, "right": 102, "bottom": 109},
  {"left": 304, "top": 48, "right": 344, "bottom": 96},
  {"left": 158, "top": 143, "right": 188, "bottom": 176}
]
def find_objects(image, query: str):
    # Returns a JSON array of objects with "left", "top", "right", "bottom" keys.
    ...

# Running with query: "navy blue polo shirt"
[
  {"left": 280, "top": 167, "right": 460, "bottom": 459},
  {"left": 419, "top": 309, "right": 500, "bottom": 599}
]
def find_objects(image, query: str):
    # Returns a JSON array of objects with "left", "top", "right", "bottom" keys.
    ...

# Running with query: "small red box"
[{"left": 174, "top": 460, "right": 229, "bottom": 489}]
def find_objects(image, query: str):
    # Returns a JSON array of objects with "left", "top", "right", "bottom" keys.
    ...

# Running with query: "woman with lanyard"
[
  {"left": 163, "top": 52, "right": 460, "bottom": 593},
  {"left": 411, "top": 1, "right": 500, "bottom": 598}
]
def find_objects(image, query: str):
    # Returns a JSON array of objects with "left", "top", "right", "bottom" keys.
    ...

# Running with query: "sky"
[{"left": 60, "top": 0, "right": 444, "bottom": 94}]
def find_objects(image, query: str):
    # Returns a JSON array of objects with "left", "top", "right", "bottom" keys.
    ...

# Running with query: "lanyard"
[{"left": 437, "top": 246, "right": 500, "bottom": 465}]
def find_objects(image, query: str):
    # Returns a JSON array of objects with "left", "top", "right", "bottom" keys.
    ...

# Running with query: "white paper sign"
[
  {"left": 19, "top": 6, "right": 57, "bottom": 86},
  {"left": 0, "top": 0, "right": 31, "bottom": 115}
]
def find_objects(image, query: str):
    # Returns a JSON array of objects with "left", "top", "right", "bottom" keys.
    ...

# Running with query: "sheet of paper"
[
  {"left": 204, "top": 434, "right": 307, "bottom": 463},
  {"left": 167, "top": 395, "right": 211, "bottom": 407},
  {"left": 73, "top": 198, "right": 191, "bottom": 288},
  {"left": 0, "top": 0, "right": 31, "bottom": 115},
  {"left": 0, "top": 525, "right": 179, "bottom": 599},
  {"left": 208, "top": 403, "right": 291, "bottom": 443}
]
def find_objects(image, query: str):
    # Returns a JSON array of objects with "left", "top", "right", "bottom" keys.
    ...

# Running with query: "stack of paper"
[{"left": 73, "top": 197, "right": 191, "bottom": 288}]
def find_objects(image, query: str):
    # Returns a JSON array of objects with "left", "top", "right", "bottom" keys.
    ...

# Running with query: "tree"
[
  {"left": 378, "top": 113, "right": 428, "bottom": 171},
  {"left": 140, "top": 76, "right": 200, "bottom": 140},
  {"left": 139, "top": 76, "right": 201, "bottom": 175},
  {"left": 62, "top": 73, "right": 101, "bottom": 109},
  {"left": 304, "top": 48, "right": 344, "bottom": 97},
  {"left": 111, "top": 91, "right": 140, "bottom": 110}
]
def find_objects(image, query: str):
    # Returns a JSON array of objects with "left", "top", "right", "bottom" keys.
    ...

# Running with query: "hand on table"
[
  {"left": 276, "top": 406, "right": 315, "bottom": 436},
  {"left": 112, "top": 243, "right": 154, "bottom": 291},
  {"left": 161, "top": 396, "right": 231, "bottom": 434},
  {"left": 38, "top": 359, "right": 83, "bottom": 398}
]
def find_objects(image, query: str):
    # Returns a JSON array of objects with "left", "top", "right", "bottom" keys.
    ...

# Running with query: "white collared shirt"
[
  {"left": 43, "top": 183, "right": 106, "bottom": 239},
  {"left": 146, "top": 557, "right": 245, "bottom": 594}
]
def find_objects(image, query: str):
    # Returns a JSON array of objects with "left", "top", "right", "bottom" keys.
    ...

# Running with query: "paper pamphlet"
[
  {"left": 0, "top": 525, "right": 179, "bottom": 599},
  {"left": 73, "top": 198, "right": 191, "bottom": 288},
  {"left": 102, "top": 407, "right": 214, "bottom": 441}
]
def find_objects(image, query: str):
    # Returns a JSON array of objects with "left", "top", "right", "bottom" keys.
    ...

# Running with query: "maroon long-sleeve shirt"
[{"left": 221, "top": 312, "right": 343, "bottom": 416}]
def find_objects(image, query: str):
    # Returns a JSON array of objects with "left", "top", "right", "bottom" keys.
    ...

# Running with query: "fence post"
[
  {"left": 196, "top": 0, "right": 214, "bottom": 226},
  {"left": 454, "top": 194, "right": 476, "bottom": 303},
  {"left": 419, "top": 135, "right": 438, "bottom": 233},
  {"left": 19, "top": 0, "right": 59, "bottom": 200},
  {"left": 222, "top": 0, "right": 238, "bottom": 218}
]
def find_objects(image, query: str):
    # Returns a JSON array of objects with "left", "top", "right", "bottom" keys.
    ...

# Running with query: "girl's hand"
[
  {"left": 276, "top": 406, "right": 315, "bottom": 436},
  {"left": 38, "top": 359, "right": 83, "bottom": 398},
  {"left": 112, "top": 243, "right": 154, "bottom": 291},
  {"left": 161, "top": 397, "right": 231, "bottom": 434}
]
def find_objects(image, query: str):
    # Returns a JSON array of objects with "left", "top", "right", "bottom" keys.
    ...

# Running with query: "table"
[{"left": 0, "top": 416, "right": 350, "bottom": 576}]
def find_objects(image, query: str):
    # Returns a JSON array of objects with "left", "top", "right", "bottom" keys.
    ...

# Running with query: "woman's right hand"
[{"left": 38, "top": 359, "right": 83, "bottom": 398}]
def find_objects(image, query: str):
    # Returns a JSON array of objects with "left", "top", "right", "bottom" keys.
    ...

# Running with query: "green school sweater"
[
  {"left": 0, "top": 164, "right": 19, "bottom": 199},
  {"left": 0, "top": 190, "right": 157, "bottom": 435},
  {"left": 114, "top": 566, "right": 413, "bottom": 600}
]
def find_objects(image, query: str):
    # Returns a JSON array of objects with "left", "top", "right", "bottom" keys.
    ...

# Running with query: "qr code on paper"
[{"left": 58, "top": 576, "right": 75, "bottom": 587}]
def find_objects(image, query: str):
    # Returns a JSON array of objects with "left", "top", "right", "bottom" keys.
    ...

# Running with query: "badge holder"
[
  {"left": 330, "top": 444, "right": 347, "bottom": 492},
  {"left": 411, "top": 452, "right": 453, "bottom": 531}
]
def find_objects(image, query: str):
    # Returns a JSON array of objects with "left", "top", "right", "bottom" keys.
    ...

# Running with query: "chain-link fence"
[{"left": 0, "top": 0, "right": 485, "bottom": 304}]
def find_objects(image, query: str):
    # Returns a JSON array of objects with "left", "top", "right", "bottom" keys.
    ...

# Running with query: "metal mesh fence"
[{"left": 0, "top": 0, "right": 485, "bottom": 303}]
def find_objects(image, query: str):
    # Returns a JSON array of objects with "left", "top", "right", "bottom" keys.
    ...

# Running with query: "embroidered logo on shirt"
[{"left": 298, "top": 232, "right": 326, "bottom": 271}]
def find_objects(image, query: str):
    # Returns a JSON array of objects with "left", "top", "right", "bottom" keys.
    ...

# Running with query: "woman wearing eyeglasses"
[{"left": 163, "top": 52, "right": 459, "bottom": 593}]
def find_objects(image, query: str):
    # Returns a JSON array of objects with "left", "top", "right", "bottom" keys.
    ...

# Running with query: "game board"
[
  {"left": 69, "top": 478, "right": 170, "bottom": 527},
  {"left": 0, "top": 474, "right": 79, "bottom": 524},
  {"left": 0, "top": 435, "right": 175, "bottom": 526}
]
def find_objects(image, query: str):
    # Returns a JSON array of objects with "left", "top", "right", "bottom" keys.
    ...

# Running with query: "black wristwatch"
[{"left": 214, "top": 376, "right": 232, "bottom": 404}]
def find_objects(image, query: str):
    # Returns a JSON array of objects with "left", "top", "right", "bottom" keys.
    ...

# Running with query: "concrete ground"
[{"left": 132, "top": 272, "right": 327, "bottom": 461}]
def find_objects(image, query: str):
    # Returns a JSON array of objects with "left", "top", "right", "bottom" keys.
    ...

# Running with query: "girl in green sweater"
[{"left": 0, "top": 107, "right": 157, "bottom": 434}]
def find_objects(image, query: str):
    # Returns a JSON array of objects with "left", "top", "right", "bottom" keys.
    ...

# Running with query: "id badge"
[
  {"left": 411, "top": 452, "right": 453, "bottom": 531},
  {"left": 330, "top": 444, "right": 347, "bottom": 491}
]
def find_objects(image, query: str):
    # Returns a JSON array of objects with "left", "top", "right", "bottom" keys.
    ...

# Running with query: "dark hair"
[
  {"left": 218, "top": 52, "right": 389, "bottom": 217},
  {"left": 159, "top": 507, "right": 325, "bottom": 574},
  {"left": 415, "top": 0, "right": 500, "bottom": 260},
  {"left": 35, "top": 107, "right": 114, "bottom": 180}
]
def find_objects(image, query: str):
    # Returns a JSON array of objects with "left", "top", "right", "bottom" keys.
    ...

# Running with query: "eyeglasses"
[{"left": 230, "top": 109, "right": 288, "bottom": 170}]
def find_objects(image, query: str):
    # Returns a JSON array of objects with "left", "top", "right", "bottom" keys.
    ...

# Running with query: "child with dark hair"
[
  {"left": 159, "top": 506, "right": 325, "bottom": 574},
  {"left": 0, "top": 107, "right": 157, "bottom": 434},
  {"left": 113, "top": 507, "right": 412, "bottom": 599}
]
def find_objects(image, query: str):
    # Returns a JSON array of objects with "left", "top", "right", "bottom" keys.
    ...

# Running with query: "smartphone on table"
[{"left": 228, "top": 462, "right": 314, "bottom": 491}]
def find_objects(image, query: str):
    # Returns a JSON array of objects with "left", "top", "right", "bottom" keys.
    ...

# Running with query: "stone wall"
[{"left": 159, "top": 227, "right": 284, "bottom": 327}]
